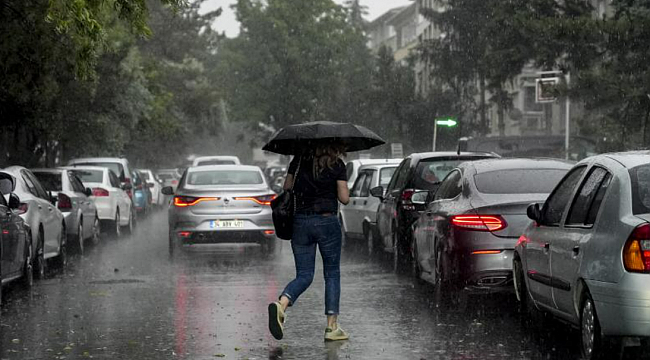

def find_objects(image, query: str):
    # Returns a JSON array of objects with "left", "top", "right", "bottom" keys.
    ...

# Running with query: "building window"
[{"left": 524, "top": 86, "right": 543, "bottom": 112}]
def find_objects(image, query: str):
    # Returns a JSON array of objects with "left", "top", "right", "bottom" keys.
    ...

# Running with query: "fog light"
[
  {"left": 178, "top": 231, "right": 192, "bottom": 238},
  {"left": 264, "top": 230, "right": 275, "bottom": 235}
]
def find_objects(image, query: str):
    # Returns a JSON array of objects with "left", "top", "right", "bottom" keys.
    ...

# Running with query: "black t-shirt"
[{"left": 288, "top": 155, "right": 347, "bottom": 213}]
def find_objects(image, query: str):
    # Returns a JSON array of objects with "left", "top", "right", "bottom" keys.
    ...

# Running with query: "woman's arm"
[
  {"left": 283, "top": 174, "right": 294, "bottom": 190},
  {"left": 337, "top": 180, "right": 349, "bottom": 205}
]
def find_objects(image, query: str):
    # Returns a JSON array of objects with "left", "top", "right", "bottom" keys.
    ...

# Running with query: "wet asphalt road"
[{"left": 0, "top": 211, "right": 646, "bottom": 360}]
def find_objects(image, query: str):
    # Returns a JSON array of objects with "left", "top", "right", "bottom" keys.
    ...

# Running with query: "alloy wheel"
[
  {"left": 114, "top": 211, "right": 121, "bottom": 238},
  {"left": 581, "top": 296, "right": 597, "bottom": 359},
  {"left": 78, "top": 222, "right": 84, "bottom": 255},
  {"left": 57, "top": 228, "right": 68, "bottom": 268},
  {"left": 35, "top": 233, "right": 46, "bottom": 280},
  {"left": 22, "top": 242, "right": 34, "bottom": 287},
  {"left": 91, "top": 217, "right": 101, "bottom": 244}
]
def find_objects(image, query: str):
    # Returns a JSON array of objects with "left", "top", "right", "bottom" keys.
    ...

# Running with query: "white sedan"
[{"left": 65, "top": 166, "right": 135, "bottom": 238}]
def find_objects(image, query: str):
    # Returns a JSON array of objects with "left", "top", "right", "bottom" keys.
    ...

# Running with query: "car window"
[
  {"left": 21, "top": 171, "right": 39, "bottom": 197},
  {"left": 109, "top": 171, "right": 121, "bottom": 188},
  {"left": 566, "top": 167, "right": 609, "bottom": 226},
  {"left": 379, "top": 167, "right": 397, "bottom": 188},
  {"left": 388, "top": 159, "right": 410, "bottom": 192},
  {"left": 69, "top": 173, "right": 87, "bottom": 194},
  {"left": 474, "top": 169, "right": 568, "bottom": 194},
  {"left": 360, "top": 170, "right": 374, "bottom": 197},
  {"left": 140, "top": 171, "right": 151, "bottom": 181},
  {"left": 629, "top": 164, "right": 650, "bottom": 215},
  {"left": 542, "top": 166, "right": 587, "bottom": 226},
  {"left": 197, "top": 160, "right": 236, "bottom": 166},
  {"left": 346, "top": 162, "right": 354, "bottom": 182},
  {"left": 434, "top": 170, "right": 462, "bottom": 201},
  {"left": 186, "top": 170, "right": 263, "bottom": 185},
  {"left": 585, "top": 173, "right": 612, "bottom": 225},
  {"left": 411, "top": 159, "right": 465, "bottom": 191},
  {"left": 70, "top": 169, "right": 103, "bottom": 184},
  {"left": 33, "top": 172, "right": 63, "bottom": 191},
  {"left": 27, "top": 171, "right": 49, "bottom": 200},
  {"left": 75, "top": 162, "right": 125, "bottom": 180},
  {"left": 351, "top": 172, "right": 366, "bottom": 198}
]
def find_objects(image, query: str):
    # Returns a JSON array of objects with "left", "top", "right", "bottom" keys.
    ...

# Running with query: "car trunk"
[
  {"left": 180, "top": 185, "right": 270, "bottom": 216},
  {"left": 471, "top": 195, "right": 546, "bottom": 238}
]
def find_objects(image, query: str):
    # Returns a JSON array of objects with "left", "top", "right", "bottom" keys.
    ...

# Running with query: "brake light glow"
[
  {"left": 178, "top": 231, "right": 192, "bottom": 238},
  {"left": 624, "top": 223, "right": 650, "bottom": 273},
  {"left": 471, "top": 250, "right": 503, "bottom": 255},
  {"left": 57, "top": 193, "right": 73, "bottom": 211},
  {"left": 92, "top": 188, "right": 110, "bottom": 197},
  {"left": 173, "top": 196, "right": 219, "bottom": 207},
  {"left": 401, "top": 189, "right": 415, "bottom": 203},
  {"left": 234, "top": 194, "right": 277, "bottom": 206},
  {"left": 451, "top": 215, "right": 507, "bottom": 232},
  {"left": 264, "top": 230, "right": 275, "bottom": 235},
  {"left": 17, "top": 203, "right": 28, "bottom": 215}
]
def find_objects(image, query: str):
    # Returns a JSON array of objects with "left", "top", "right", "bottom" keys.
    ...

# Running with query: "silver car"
[
  {"left": 164, "top": 165, "right": 278, "bottom": 256},
  {"left": 514, "top": 151, "right": 650, "bottom": 359},
  {"left": 32, "top": 168, "right": 100, "bottom": 254}
]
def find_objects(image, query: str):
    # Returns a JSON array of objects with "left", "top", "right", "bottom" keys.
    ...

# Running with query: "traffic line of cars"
[
  {"left": 341, "top": 151, "right": 650, "bottom": 359},
  {"left": 0, "top": 157, "right": 171, "bottom": 303}
]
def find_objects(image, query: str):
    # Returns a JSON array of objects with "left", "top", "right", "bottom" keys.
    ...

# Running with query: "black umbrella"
[{"left": 262, "top": 121, "right": 385, "bottom": 155}]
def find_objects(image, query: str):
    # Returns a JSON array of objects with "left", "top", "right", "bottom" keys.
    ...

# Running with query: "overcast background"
[{"left": 201, "top": 0, "right": 413, "bottom": 37}]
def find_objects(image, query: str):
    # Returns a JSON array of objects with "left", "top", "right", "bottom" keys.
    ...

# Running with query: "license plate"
[{"left": 210, "top": 220, "right": 244, "bottom": 229}]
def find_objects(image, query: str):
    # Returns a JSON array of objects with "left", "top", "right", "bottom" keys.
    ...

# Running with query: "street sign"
[
  {"left": 435, "top": 118, "right": 457, "bottom": 127},
  {"left": 390, "top": 143, "right": 403, "bottom": 158},
  {"left": 536, "top": 77, "right": 559, "bottom": 103}
]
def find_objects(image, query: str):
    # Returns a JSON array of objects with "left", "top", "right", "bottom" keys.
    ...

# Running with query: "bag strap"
[{"left": 292, "top": 156, "right": 301, "bottom": 215}]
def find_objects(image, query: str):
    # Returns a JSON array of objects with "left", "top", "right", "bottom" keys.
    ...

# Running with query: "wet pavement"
[{"left": 0, "top": 211, "right": 647, "bottom": 360}]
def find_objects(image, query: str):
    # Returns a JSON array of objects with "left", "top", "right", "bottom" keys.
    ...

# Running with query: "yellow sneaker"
[
  {"left": 268, "top": 302, "right": 286, "bottom": 340},
  {"left": 324, "top": 325, "right": 349, "bottom": 341}
]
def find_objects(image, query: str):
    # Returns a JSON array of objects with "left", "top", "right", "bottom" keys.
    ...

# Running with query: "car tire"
[
  {"left": 123, "top": 208, "right": 135, "bottom": 236},
  {"left": 34, "top": 229, "right": 47, "bottom": 280},
  {"left": 111, "top": 210, "right": 121, "bottom": 239},
  {"left": 580, "top": 291, "right": 610, "bottom": 360},
  {"left": 54, "top": 224, "right": 67, "bottom": 269},
  {"left": 365, "top": 226, "right": 376, "bottom": 256},
  {"left": 392, "top": 229, "right": 412, "bottom": 273},
  {"left": 168, "top": 231, "right": 181, "bottom": 258},
  {"left": 21, "top": 240, "right": 34, "bottom": 288},
  {"left": 513, "top": 256, "right": 531, "bottom": 313},
  {"left": 411, "top": 239, "right": 422, "bottom": 280},
  {"left": 76, "top": 221, "right": 84, "bottom": 255},
  {"left": 91, "top": 216, "right": 101, "bottom": 245}
]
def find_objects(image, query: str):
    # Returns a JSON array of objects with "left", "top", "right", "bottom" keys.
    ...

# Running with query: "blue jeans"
[{"left": 281, "top": 213, "right": 342, "bottom": 315}]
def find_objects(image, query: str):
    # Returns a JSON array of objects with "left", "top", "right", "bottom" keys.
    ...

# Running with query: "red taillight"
[
  {"left": 173, "top": 196, "right": 219, "bottom": 207},
  {"left": 17, "top": 203, "right": 28, "bottom": 215},
  {"left": 401, "top": 189, "right": 415, "bottom": 203},
  {"left": 234, "top": 194, "right": 278, "bottom": 206},
  {"left": 471, "top": 250, "right": 503, "bottom": 255},
  {"left": 451, "top": 215, "right": 507, "bottom": 232},
  {"left": 92, "top": 188, "right": 110, "bottom": 197},
  {"left": 624, "top": 224, "right": 650, "bottom": 273},
  {"left": 57, "top": 193, "right": 72, "bottom": 211},
  {"left": 264, "top": 230, "right": 275, "bottom": 235},
  {"left": 178, "top": 231, "right": 192, "bottom": 238}
]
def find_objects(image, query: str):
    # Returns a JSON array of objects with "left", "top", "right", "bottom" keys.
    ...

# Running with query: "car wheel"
[
  {"left": 168, "top": 231, "right": 180, "bottom": 258},
  {"left": 77, "top": 221, "right": 84, "bottom": 255},
  {"left": 54, "top": 225, "right": 67, "bottom": 269},
  {"left": 124, "top": 208, "right": 135, "bottom": 235},
  {"left": 411, "top": 239, "right": 422, "bottom": 280},
  {"left": 366, "top": 227, "right": 375, "bottom": 256},
  {"left": 91, "top": 216, "right": 101, "bottom": 245},
  {"left": 513, "top": 257, "right": 529, "bottom": 311},
  {"left": 21, "top": 240, "right": 34, "bottom": 288},
  {"left": 34, "top": 230, "right": 46, "bottom": 280},
  {"left": 111, "top": 210, "right": 121, "bottom": 238},
  {"left": 581, "top": 291, "right": 605, "bottom": 360},
  {"left": 392, "top": 231, "right": 400, "bottom": 272}
]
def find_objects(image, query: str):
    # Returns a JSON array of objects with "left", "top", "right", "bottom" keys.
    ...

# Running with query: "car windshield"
[
  {"left": 474, "top": 169, "right": 568, "bottom": 194},
  {"left": 411, "top": 159, "right": 466, "bottom": 190},
  {"left": 70, "top": 169, "right": 103, "bottom": 183},
  {"left": 187, "top": 170, "right": 263, "bottom": 185},
  {"left": 33, "top": 172, "right": 63, "bottom": 191},
  {"left": 630, "top": 164, "right": 650, "bottom": 214},
  {"left": 379, "top": 167, "right": 397, "bottom": 187},
  {"left": 197, "top": 160, "right": 236, "bottom": 166},
  {"left": 140, "top": 172, "right": 151, "bottom": 180},
  {"left": 157, "top": 173, "right": 176, "bottom": 180}
]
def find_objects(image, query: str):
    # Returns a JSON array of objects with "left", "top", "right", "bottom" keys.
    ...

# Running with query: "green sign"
[{"left": 435, "top": 118, "right": 457, "bottom": 127}]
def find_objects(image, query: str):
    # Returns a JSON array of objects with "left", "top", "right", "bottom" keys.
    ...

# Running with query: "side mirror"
[
  {"left": 370, "top": 186, "right": 384, "bottom": 200},
  {"left": 411, "top": 190, "right": 429, "bottom": 205},
  {"left": 161, "top": 186, "right": 174, "bottom": 195},
  {"left": 8, "top": 193, "right": 20, "bottom": 209},
  {"left": 527, "top": 203, "right": 542, "bottom": 224},
  {"left": 85, "top": 187, "right": 92, "bottom": 197}
]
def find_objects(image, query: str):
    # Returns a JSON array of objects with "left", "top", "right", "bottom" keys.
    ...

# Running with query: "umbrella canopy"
[{"left": 262, "top": 121, "right": 385, "bottom": 155}]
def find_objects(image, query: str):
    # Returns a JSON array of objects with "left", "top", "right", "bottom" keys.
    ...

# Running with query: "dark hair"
[{"left": 311, "top": 143, "right": 346, "bottom": 178}]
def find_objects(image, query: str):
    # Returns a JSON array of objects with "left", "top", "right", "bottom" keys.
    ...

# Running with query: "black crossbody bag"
[{"left": 270, "top": 157, "right": 301, "bottom": 240}]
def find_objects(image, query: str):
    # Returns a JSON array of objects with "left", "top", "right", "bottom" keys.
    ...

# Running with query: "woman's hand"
[{"left": 337, "top": 180, "right": 349, "bottom": 205}]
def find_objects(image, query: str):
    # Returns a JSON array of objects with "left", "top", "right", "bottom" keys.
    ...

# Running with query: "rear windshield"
[
  {"left": 33, "top": 172, "right": 62, "bottom": 191},
  {"left": 412, "top": 159, "right": 467, "bottom": 190},
  {"left": 474, "top": 169, "right": 568, "bottom": 194},
  {"left": 380, "top": 167, "right": 397, "bottom": 187},
  {"left": 157, "top": 173, "right": 176, "bottom": 180},
  {"left": 70, "top": 170, "right": 104, "bottom": 183},
  {"left": 187, "top": 170, "right": 263, "bottom": 186},
  {"left": 197, "top": 160, "right": 236, "bottom": 166},
  {"left": 75, "top": 162, "right": 124, "bottom": 178},
  {"left": 630, "top": 165, "right": 650, "bottom": 214},
  {"left": 140, "top": 172, "right": 150, "bottom": 180}
]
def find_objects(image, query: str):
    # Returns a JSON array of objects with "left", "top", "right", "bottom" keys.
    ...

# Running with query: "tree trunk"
[
  {"left": 497, "top": 101, "right": 505, "bottom": 136},
  {"left": 479, "top": 72, "right": 487, "bottom": 135}
]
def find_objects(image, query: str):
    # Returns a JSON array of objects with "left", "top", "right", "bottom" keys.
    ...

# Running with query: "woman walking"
[{"left": 268, "top": 144, "right": 350, "bottom": 342}]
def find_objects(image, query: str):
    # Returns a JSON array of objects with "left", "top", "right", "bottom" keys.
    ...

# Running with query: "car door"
[
  {"left": 383, "top": 159, "right": 411, "bottom": 249},
  {"left": 358, "top": 169, "right": 378, "bottom": 225},
  {"left": 69, "top": 172, "right": 94, "bottom": 238},
  {"left": 525, "top": 165, "right": 587, "bottom": 310},
  {"left": 22, "top": 170, "right": 57, "bottom": 254},
  {"left": 551, "top": 166, "right": 611, "bottom": 320},
  {"left": 342, "top": 172, "right": 366, "bottom": 236},
  {"left": 0, "top": 195, "right": 22, "bottom": 277},
  {"left": 110, "top": 171, "right": 130, "bottom": 224},
  {"left": 376, "top": 161, "right": 405, "bottom": 250}
]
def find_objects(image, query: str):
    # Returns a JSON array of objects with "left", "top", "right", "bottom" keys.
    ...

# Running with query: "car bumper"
[
  {"left": 463, "top": 249, "right": 514, "bottom": 293},
  {"left": 588, "top": 275, "right": 650, "bottom": 337},
  {"left": 62, "top": 211, "right": 79, "bottom": 235},
  {"left": 92, "top": 197, "right": 114, "bottom": 221},
  {"left": 170, "top": 210, "right": 274, "bottom": 245}
]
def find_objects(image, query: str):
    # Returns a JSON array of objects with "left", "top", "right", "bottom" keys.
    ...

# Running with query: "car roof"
[
  {"left": 596, "top": 151, "right": 650, "bottom": 169},
  {"left": 408, "top": 151, "right": 499, "bottom": 160},
  {"left": 466, "top": 158, "right": 574, "bottom": 173},
  {"left": 358, "top": 163, "right": 400, "bottom": 171},
  {"left": 348, "top": 158, "right": 402, "bottom": 165},
  {"left": 3, "top": 165, "right": 28, "bottom": 174},
  {"left": 31, "top": 168, "right": 64, "bottom": 174},
  {"left": 68, "top": 157, "right": 127, "bottom": 163},
  {"left": 187, "top": 165, "right": 261, "bottom": 172},
  {"left": 194, "top": 155, "right": 240, "bottom": 161},
  {"left": 61, "top": 165, "right": 109, "bottom": 172}
]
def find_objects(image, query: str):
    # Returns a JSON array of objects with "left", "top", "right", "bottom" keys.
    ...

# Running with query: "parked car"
[
  {"left": 339, "top": 161, "right": 400, "bottom": 252},
  {"left": 0, "top": 180, "right": 33, "bottom": 303},
  {"left": 192, "top": 155, "right": 241, "bottom": 166},
  {"left": 131, "top": 170, "right": 152, "bottom": 216},
  {"left": 157, "top": 169, "right": 182, "bottom": 192},
  {"left": 514, "top": 152, "right": 650, "bottom": 359},
  {"left": 32, "top": 168, "right": 100, "bottom": 254},
  {"left": 68, "top": 157, "right": 134, "bottom": 199},
  {"left": 66, "top": 166, "right": 135, "bottom": 238},
  {"left": 345, "top": 158, "right": 402, "bottom": 189},
  {"left": 411, "top": 158, "right": 571, "bottom": 297},
  {"left": 370, "top": 152, "right": 499, "bottom": 269},
  {"left": 137, "top": 169, "right": 163, "bottom": 207},
  {"left": 1, "top": 167, "right": 66, "bottom": 277},
  {"left": 164, "top": 165, "right": 278, "bottom": 257}
]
